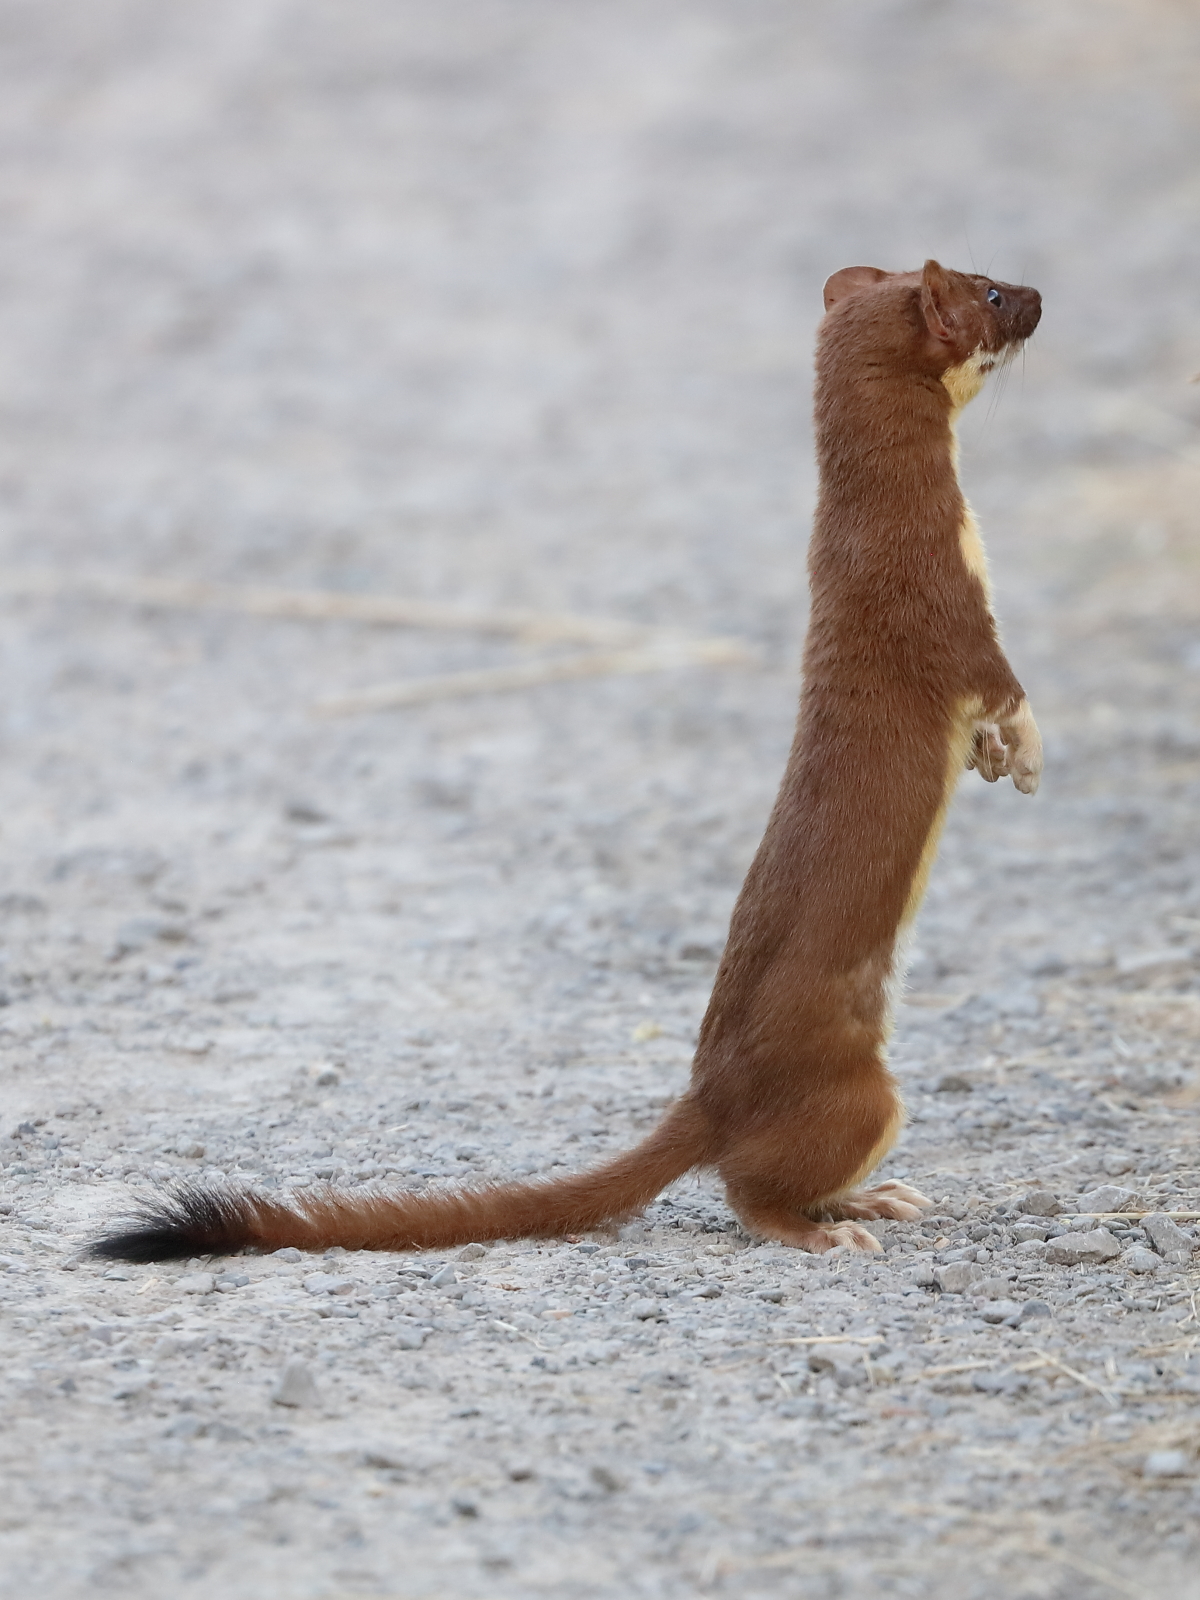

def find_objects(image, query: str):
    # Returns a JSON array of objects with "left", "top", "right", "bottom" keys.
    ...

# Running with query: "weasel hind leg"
[{"left": 718, "top": 1069, "right": 927, "bottom": 1254}]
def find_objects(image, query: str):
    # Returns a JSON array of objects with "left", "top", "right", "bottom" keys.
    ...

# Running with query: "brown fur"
[{"left": 90, "top": 260, "right": 1042, "bottom": 1265}]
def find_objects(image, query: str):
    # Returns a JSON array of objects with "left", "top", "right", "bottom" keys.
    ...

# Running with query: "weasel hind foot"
[
  {"left": 823, "top": 1180, "right": 933, "bottom": 1223},
  {"left": 736, "top": 1207, "right": 884, "bottom": 1255}
]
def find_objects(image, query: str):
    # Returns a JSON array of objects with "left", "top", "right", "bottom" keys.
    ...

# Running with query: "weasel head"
[{"left": 821, "top": 261, "right": 1041, "bottom": 410}]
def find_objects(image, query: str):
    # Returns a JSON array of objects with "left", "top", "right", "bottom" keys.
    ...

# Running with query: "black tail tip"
[{"left": 87, "top": 1183, "right": 256, "bottom": 1263}]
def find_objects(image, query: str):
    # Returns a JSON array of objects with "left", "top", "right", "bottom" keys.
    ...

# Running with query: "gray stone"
[
  {"left": 590, "top": 1464, "right": 625, "bottom": 1493},
  {"left": 395, "top": 1326, "right": 427, "bottom": 1351},
  {"left": 176, "top": 1272, "right": 214, "bottom": 1295},
  {"left": 457, "top": 1243, "right": 487, "bottom": 1261},
  {"left": 807, "top": 1344, "right": 868, "bottom": 1387},
  {"left": 215, "top": 1273, "right": 250, "bottom": 1291},
  {"left": 1044, "top": 1229, "right": 1122, "bottom": 1265},
  {"left": 273, "top": 1247, "right": 303, "bottom": 1263},
  {"left": 691, "top": 1282, "right": 723, "bottom": 1299},
  {"left": 935, "top": 1261, "right": 985, "bottom": 1293},
  {"left": 1012, "top": 1221, "right": 1051, "bottom": 1243},
  {"left": 303, "top": 1272, "right": 355, "bottom": 1295},
  {"left": 978, "top": 1275, "right": 1015, "bottom": 1299},
  {"left": 756, "top": 1287, "right": 785, "bottom": 1303},
  {"left": 272, "top": 1362, "right": 322, "bottom": 1408},
  {"left": 1016, "top": 1300, "right": 1053, "bottom": 1323},
  {"left": 1100, "top": 1150, "right": 1135, "bottom": 1175},
  {"left": 1143, "top": 1450, "right": 1191, "bottom": 1480},
  {"left": 430, "top": 1264, "right": 458, "bottom": 1287},
  {"left": 164, "top": 1414, "right": 206, "bottom": 1440},
  {"left": 1141, "top": 1213, "right": 1194, "bottom": 1260},
  {"left": 989, "top": 984, "right": 1040, "bottom": 1017},
  {"left": 973, "top": 1370, "right": 1028, "bottom": 1395},
  {"left": 1075, "top": 1185, "right": 1139, "bottom": 1214},
  {"left": 629, "top": 1298, "right": 664, "bottom": 1321},
  {"left": 1016, "top": 1190, "right": 1061, "bottom": 1217},
  {"left": 980, "top": 1300, "right": 1021, "bottom": 1323},
  {"left": 113, "top": 916, "right": 188, "bottom": 956},
  {"left": 1120, "top": 1247, "right": 1162, "bottom": 1274}
]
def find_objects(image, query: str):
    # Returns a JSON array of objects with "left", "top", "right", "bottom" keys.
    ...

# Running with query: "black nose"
[{"left": 1020, "top": 289, "right": 1042, "bottom": 337}]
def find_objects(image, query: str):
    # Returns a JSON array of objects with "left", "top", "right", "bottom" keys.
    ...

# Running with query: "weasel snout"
[{"left": 998, "top": 283, "right": 1041, "bottom": 348}]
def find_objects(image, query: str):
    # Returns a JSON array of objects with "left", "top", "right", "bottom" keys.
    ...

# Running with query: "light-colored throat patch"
[{"left": 941, "top": 347, "right": 994, "bottom": 413}]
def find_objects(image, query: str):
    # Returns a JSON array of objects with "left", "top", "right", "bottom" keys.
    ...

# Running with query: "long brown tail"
[{"left": 88, "top": 1096, "right": 712, "bottom": 1262}]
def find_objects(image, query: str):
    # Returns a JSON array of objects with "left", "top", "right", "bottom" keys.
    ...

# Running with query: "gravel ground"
[{"left": 2, "top": 3, "right": 1199, "bottom": 1597}]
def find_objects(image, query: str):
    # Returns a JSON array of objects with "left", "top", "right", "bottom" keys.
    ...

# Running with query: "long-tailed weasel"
[{"left": 91, "top": 260, "right": 1042, "bottom": 1264}]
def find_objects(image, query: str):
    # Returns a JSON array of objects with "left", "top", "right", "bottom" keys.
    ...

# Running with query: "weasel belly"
[{"left": 880, "top": 696, "right": 980, "bottom": 1034}]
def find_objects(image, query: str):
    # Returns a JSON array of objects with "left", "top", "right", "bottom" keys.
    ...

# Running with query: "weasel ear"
[
  {"left": 822, "top": 266, "right": 889, "bottom": 311},
  {"left": 920, "top": 258, "right": 954, "bottom": 341}
]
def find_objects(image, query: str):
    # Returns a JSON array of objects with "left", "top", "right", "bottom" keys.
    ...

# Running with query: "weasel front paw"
[
  {"left": 978, "top": 700, "right": 1042, "bottom": 795},
  {"left": 999, "top": 700, "right": 1042, "bottom": 795},
  {"left": 967, "top": 724, "right": 1007, "bottom": 782}
]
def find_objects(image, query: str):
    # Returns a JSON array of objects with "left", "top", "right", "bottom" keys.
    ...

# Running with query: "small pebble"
[
  {"left": 273, "top": 1247, "right": 303, "bottom": 1263},
  {"left": 272, "top": 1362, "right": 322, "bottom": 1409},
  {"left": 1044, "top": 1229, "right": 1121, "bottom": 1265},
  {"left": 590, "top": 1464, "right": 625, "bottom": 1493},
  {"left": 164, "top": 1415, "right": 205, "bottom": 1440},
  {"left": 1121, "top": 1247, "right": 1162, "bottom": 1274},
  {"left": 1076, "top": 1185, "right": 1139, "bottom": 1214},
  {"left": 977, "top": 1276, "right": 1015, "bottom": 1299},
  {"left": 1140, "top": 1213, "right": 1194, "bottom": 1261},
  {"left": 630, "top": 1298, "right": 664, "bottom": 1321},
  {"left": 935, "top": 1261, "right": 985, "bottom": 1294},
  {"left": 980, "top": 1300, "right": 1021, "bottom": 1323},
  {"left": 177, "top": 1273, "right": 214, "bottom": 1295},
  {"left": 303, "top": 1272, "right": 355, "bottom": 1295},
  {"left": 1143, "top": 1450, "right": 1190, "bottom": 1480}
]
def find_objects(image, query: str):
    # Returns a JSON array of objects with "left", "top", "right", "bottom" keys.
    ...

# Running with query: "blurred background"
[{"left": 0, "top": 0, "right": 1197, "bottom": 643}]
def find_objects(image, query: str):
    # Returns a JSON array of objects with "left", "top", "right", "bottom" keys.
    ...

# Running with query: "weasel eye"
[{"left": 986, "top": 287, "right": 1003, "bottom": 307}]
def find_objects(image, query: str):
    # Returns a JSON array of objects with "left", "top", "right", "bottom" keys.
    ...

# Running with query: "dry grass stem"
[
  {"left": 312, "top": 641, "right": 755, "bottom": 715},
  {"left": 0, "top": 568, "right": 754, "bottom": 663},
  {"left": 0, "top": 567, "right": 659, "bottom": 645}
]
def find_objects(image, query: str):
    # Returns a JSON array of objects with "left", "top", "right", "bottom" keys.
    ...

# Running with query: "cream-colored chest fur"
[{"left": 942, "top": 351, "right": 995, "bottom": 602}]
